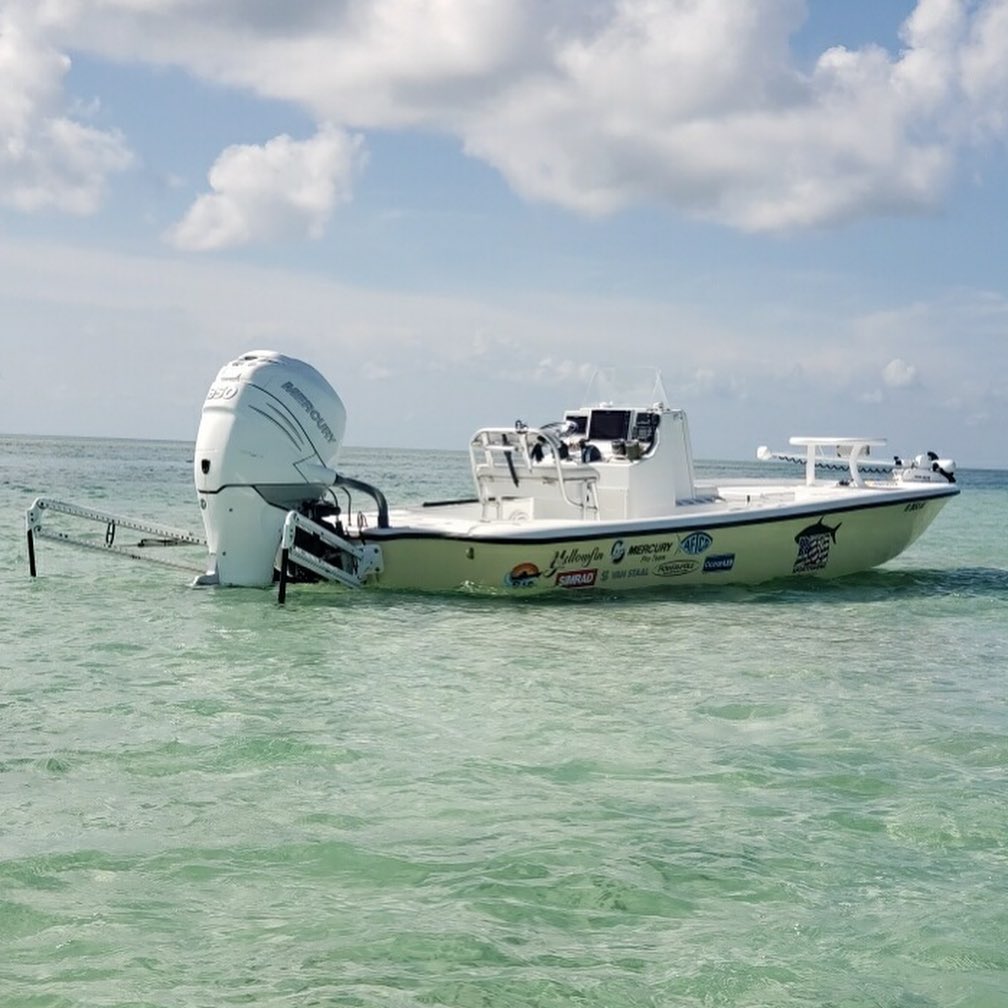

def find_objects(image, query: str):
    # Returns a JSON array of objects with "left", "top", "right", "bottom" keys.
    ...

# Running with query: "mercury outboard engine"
[{"left": 193, "top": 351, "right": 346, "bottom": 586}]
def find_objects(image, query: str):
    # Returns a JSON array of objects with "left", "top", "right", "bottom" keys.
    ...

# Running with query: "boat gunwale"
[{"left": 361, "top": 483, "right": 959, "bottom": 545}]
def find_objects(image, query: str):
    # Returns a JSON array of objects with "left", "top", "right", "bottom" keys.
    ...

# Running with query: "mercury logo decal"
[
  {"left": 282, "top": 381, "right": 337, "bottom": 443},
  {"left": 628, "top": 540, "right": 676, "bottom": 556},
  {"left": 611, "top": 540, "right": 626, "bottom": 564}
]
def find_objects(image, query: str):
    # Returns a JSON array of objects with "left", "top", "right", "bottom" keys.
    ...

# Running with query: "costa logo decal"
[
  {"left": 702, "top": 553, "right": 735, "bottom": 573},
  {"left": 679, "top": 531, "right": 713, "bottom": 555},
  {"left": 505, "top": 562, "right": 541, "bottom": 588},
  {"left": 555, "top": 568, "right": 598, "bottom": 589},
  {"left": 654, "top": 559, "right": 699, "bottom": 577}
]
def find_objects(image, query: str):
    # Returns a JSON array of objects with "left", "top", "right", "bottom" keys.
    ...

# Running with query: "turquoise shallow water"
[{"left": 2, "top": 435, "right": 1007, "bottom": 1007}]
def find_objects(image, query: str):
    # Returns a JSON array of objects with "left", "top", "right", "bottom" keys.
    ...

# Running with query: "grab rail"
[
  {"left": 332, "top": 473, "right": 390, "bottom": 528},
  {"left": 469, "top": 426, "right": 599, "bottom": 519}
]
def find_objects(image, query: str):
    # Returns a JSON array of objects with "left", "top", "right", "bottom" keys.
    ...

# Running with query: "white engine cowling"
[{"left": 194, "top": 350, "right": 347, "bottom": 586}]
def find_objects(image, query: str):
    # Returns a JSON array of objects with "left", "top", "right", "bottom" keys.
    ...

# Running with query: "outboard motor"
[
  {"left": 193, "top": 351, "right": 346, "bottom": 586},
  {"left": 894, "top": 452, "right": 957, "bottom": 485}
]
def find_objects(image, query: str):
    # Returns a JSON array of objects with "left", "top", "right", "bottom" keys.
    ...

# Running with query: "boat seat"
[
  {"left": 474, "top": 460, "right": 599, "bottom": 520},
  {"left": 474, "top": 460, "right": 599, "bottom": 487}
]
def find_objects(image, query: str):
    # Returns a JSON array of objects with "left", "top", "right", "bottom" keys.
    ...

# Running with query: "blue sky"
[{"left": 1, "top": 0, "right": 1007, "bottom": 467}]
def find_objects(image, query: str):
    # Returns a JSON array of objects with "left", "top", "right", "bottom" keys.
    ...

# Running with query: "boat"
[{"left": 25, "top": 350, "right": 959, "bottom": 600}]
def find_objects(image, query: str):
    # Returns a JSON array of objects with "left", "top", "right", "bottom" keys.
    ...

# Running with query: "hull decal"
[
  {"left": 702, "top": 553, "right": 736, "bottom": 573},
  {"left": 555, "top": 568, "right": 598, "bottom": 588},
  {"left": 504, "top": 562, "right": 543, "bottom": 588},
  {"left": 792, "top": 517, "right": 841, "bottom": 574}
]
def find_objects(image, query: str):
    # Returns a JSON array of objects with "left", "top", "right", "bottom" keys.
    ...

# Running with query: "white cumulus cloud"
[
  {"left": 0, "top": 10, "right": 133, "bottom": 213},
  {"left": 531, "top": 356, "right": 596, "bottom": 387},
  {"left": 882, "top": 357, "right": 918, "bottom": 388},
  {"left": 166, "top": 125, "right": 366, "bottom": 250},
  {"left": 8, "top": 0, "right": 1008, "bottom": 233}
]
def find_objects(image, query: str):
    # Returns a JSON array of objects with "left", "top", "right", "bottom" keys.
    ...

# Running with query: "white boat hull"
[{"left": 348, "top": 487, "right": 956, "bottom": 595}]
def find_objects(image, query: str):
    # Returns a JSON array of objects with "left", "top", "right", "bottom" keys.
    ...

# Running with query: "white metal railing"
[
  {"left": 469, "top": 426, "right": 599, "bottom": 520},
  {"left": 757, "top": 438, "right": 888, "bottom": 487},
  {"left": 25, "top": 497, "right": 207, "bottom": 577}
]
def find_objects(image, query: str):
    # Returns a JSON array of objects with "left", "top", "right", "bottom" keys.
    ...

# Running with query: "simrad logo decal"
[
  {"left": 654, "top": 559, "right": 699, "bottom": 577},
  {"left": 792, "top": 517, "right": 841, "bottom": 574},
  {"left": 556, "top": 568, "right": 598, "bottom": 588},
  {"left": 679, "top": 531, "right": 713, "bottom": 555},
  {"left": 703, "top": 553, "right": 735, "bottom": 572}
]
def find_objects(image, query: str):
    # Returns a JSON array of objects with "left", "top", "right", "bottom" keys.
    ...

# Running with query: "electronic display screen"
[
  {"left": 587, "top": 409, "right": 631, "bottom": 441},
  {"left": 563, "top": 413, "right": 588, "bottom": 435},
  {"left": 632, "top": 412, "right": 660, "bottom": 441}
]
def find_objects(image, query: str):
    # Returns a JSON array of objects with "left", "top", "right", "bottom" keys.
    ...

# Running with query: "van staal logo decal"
[{"left": 792, "top": 517, "right": 841, "bottom": 574}]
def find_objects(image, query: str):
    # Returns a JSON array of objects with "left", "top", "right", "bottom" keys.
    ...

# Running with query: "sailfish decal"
[{"left": 792, "top": 517, "right": 841, "bottom": 574}]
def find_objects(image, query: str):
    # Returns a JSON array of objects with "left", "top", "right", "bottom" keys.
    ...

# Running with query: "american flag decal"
[{"left": 791, "top": 516, "right": 841, "bottom": 574}]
